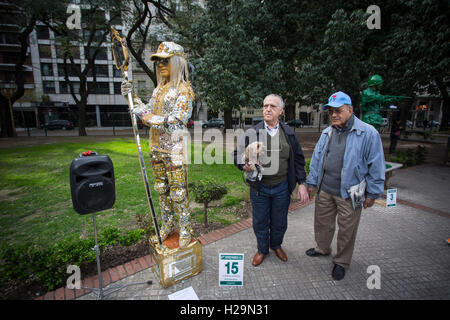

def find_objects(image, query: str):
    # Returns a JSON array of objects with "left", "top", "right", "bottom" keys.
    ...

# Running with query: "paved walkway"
[{"left": 39, "top": 164, "right": 450, "bottom": 300}]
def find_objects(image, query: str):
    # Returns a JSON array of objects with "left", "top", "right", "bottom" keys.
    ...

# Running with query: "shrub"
[
  {"left": 305, "top": 158, "right": 311, "bottom": 175},
  {"left": 405, "top": 148, "right": 416, "bottom": 166},
  {"left": 0, "top": 227, "right": 145, "bottom": 293},
  {"left": 415, "top": 145, "right": 427, "bottom": 164},
  {"left": 189, "top": 178, "right": 228, "bottom": 227},
  {"left": 388, "top": 145, "right": 428, "bottom": 167}
]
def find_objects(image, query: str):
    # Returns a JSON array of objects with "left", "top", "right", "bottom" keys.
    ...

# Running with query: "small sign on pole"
[
  {"left": 219, "top": 253, "right": 244, "bottom": 286},
  {"left": 386, "top": 188, "right": 397, "bottom": 207}
]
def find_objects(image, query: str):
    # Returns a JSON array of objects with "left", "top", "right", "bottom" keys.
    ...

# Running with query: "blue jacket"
[{"left": 306, "top": 116, "right": 385, "bottom": 199}]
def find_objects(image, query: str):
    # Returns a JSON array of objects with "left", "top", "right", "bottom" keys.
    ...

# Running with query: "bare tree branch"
[{"left": 126, "top": 0, "right": 157, "bottom": 86}]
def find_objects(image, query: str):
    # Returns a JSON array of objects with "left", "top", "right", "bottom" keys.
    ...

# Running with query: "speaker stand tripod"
[{"left": 80, "top": 213, "right": 152, "bottom": 300}]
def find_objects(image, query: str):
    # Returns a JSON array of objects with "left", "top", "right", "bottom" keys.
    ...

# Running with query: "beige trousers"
[{"left": 314, "top": 190, "right": 362, "bottom": 268}]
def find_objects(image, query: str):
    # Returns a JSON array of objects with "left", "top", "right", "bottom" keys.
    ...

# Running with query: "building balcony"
[
  {"left": 0, "top": 63, "right": 32, "bottom": 72},
  {"left": 0, "top": 43, "right": 21, "bottom": 52},
  {"left": 0, "top": 23, "right": 20, "bottom": 32}
]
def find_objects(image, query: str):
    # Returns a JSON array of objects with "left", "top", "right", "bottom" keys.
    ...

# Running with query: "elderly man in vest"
[{"left": 233, "top": 94, "right": 310, "bottom": 267}]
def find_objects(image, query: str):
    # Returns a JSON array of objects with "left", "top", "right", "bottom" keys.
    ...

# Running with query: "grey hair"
[{"left": 264, "top": 94, "right": 285, "bottom": 108}]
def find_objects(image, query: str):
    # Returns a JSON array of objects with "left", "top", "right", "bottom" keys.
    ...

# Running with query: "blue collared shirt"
[{"left": 264, "top": 121, "right": 279, "bottom": 137}]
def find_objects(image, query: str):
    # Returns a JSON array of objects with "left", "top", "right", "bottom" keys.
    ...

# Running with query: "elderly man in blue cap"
[{"left": 305, "top": 91, "right": 385, "bottom": 280}]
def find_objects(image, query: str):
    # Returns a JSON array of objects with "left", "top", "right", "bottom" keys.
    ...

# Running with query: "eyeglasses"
[
  {"left": 154, "top": 58, "right": 169, "bottom": 66},
  {"left": 327, "top": 107, "right": 348, "bottom": 115}
]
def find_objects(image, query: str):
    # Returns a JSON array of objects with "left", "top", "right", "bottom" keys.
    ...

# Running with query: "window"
[
  {"left": 113, "top": 82, "right": 122, "bottom": 94},
  {"left": 84, "top": 47, "right": 108, "bottom": 60},
  {"left": 36, "top": 26, "right": 50, "bottom": 39},
  {"left": 81, "top": 9, "right": 106, "bottom": 26},
  {"left": 56, "top": 45, "right": 80, "bottom": 59},
  {"left": 2, "top": 52, "right": 18, "bottom": 64},
  {"left": 41, "top": 63, "right": 54, "bottom": 76},
  {"left": 39, "top": 44, "right": 52, "bottom": 59},
  {"left": 58, "top": 63, "right": 81, "bottom": 77},
  {"left": 83, "top": 29, "right": 104, "bottom": 43},
  {"left": 110, "top": 8, "right": 122, "bottom": 25},
  {"left": 113, "top": 67, "right": 122, "bottom": 78},
  {"left": 87, "top": 65, "right": 109, "bottom": 77},
  {"left": 98, "top": 65, "right": 109, "bottom": 77},
  {"left": 88, "top": 82, "right": 110, "bottom": 94},
  {"left": 0, "top": 13, "right": 16, "bottom": 25},
  {"left": 59, "top": 81, "right": 80, "bottom": 94},
  {"left": 43, "top": 81, "right": 56, "bottom": 93},
  {"left": 0, "top": 33, "right": 19, "bottom": 44}
]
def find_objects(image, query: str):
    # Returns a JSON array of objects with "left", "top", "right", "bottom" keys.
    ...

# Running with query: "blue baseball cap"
[{"left": 322, "top": 91, "right": 352, "bottom": 110}]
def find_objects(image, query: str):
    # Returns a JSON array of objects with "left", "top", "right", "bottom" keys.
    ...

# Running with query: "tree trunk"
[
  {"left": 284, "top": 101, "right": 295, "bottom": 121},
  {"left": 203, "top": 202, "right": 208, "bottom": 227},
  {"left": 77, "top": 100, "right": 87, "bottom": 136},
  {"left": 435, "top": 77, "right": 449, "bottom": 131},
  {"left": 0, "top": 96, "right": 16, "bottom": 137},
  {"left": 224, "top": 108, "right": 233, "bottom": 129}
]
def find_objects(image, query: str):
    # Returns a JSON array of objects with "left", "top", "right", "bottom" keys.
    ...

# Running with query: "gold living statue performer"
[{"left": 121, "top": 42, "right": 194, "bottom": 248}]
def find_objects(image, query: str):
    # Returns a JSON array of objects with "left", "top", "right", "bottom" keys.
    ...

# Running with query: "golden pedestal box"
[{"left": 149, "top": 230, "right": 203, "bottom": 288}]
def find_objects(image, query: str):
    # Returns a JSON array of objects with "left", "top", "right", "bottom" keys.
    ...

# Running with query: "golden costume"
[{"left": 122, "top": 42, "right": 194, "bottom": 247}]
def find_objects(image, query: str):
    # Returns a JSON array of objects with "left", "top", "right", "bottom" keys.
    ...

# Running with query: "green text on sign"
[{"left": 221, "top": 255, "right": 243, "bottom": 260}]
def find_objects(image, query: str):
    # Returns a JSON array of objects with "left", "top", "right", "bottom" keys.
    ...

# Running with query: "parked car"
[
  {"left": 186, "top": 119, "right": 194, "bottom": 128},
  {"left": 429, "top": 120, "right": 440, "bottom": 128},
  {"left": 42, "top": 120, "right": 74, "bottom": 130},
  {"left": 202, "top": 118, "right": 224, "bottom": 128},
  {"left": 286, "top": 119, "right": 304, "bottom": 128},
  {"left": 416, "top": 121, "right": 425, "bottom": 128},
  {"left": 251, "top": 117, "right": 264, "bottom": 126}
]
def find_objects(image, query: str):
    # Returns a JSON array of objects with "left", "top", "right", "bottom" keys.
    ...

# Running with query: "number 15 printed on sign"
[{"left": 219, "top": 253, "right": 244, "bottom": 286}]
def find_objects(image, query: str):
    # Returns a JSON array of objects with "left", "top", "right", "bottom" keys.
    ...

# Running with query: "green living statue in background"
[{"left": 361, "top": 74, "right": 411, "bottom": 131}]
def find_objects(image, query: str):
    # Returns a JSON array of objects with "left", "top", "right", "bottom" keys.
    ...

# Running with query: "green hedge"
[
  {"left": 0, "top": 227, "right": 145, "bottom": 292},
  {"left": 389, "top": 145, "right": 428, "bottom": 167}
]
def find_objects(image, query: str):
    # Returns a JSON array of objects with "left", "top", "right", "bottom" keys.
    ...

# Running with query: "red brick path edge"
[
  {"left": 34, "top": 199, "right": 315, "bottom": 300},
  {"left": 381, "top": 195, "right": 450, "bottom": 219}
]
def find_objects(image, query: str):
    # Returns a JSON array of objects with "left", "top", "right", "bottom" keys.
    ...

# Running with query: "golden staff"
[{"left": 110, "top": 27, "right": 162, "bottom": 247}]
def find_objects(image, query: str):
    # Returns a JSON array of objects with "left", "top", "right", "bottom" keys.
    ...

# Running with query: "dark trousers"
[
  {"left": 389, "top": 135, "right": 399, "bottom": 154},
  {"left": 250, "top": 179, "right": 291, "bottom": 255}
]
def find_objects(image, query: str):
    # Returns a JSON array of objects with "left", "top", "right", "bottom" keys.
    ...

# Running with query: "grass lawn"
[{"left": 0, "top": 137, "right": 249, "bottom": 248}]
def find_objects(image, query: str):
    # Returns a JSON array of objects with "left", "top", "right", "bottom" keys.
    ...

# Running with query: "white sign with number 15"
[{"left": 219, "top": 253, "right": 244, "bottom": 286}]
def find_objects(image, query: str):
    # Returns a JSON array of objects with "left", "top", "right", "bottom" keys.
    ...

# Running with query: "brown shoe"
[
  {"left": 273, "top": 248, "right": 288, "bottom": 262},
  {"left": 252, "top": 252, "right": 265, "bottom": 266}
]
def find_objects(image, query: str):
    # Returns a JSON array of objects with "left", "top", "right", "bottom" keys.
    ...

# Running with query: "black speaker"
[{"left": 70, "top": 152, "right": 115, "bottom": 215}]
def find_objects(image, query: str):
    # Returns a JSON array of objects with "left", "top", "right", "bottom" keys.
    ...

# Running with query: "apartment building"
[
  {"left": 0, "top": 1, "right": 35, "bottom": 130},
  {"left": 27, "top": 3, "right": 207, "bottom": 129},
  {"left": 29, "top": 16, "right": 131, "bottom": 128}
]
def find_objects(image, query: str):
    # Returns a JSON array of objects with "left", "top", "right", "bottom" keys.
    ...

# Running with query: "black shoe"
[
  {"left": 332, "top": 264, "right": 345, "bottom": 281},
  {"left": 305, "top": 248, "right": 330, "bottom": 257}
]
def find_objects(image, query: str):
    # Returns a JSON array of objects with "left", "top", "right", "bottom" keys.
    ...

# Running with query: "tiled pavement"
[{"left": 38, "top": 164, "right": 450, "bottom": 300}]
